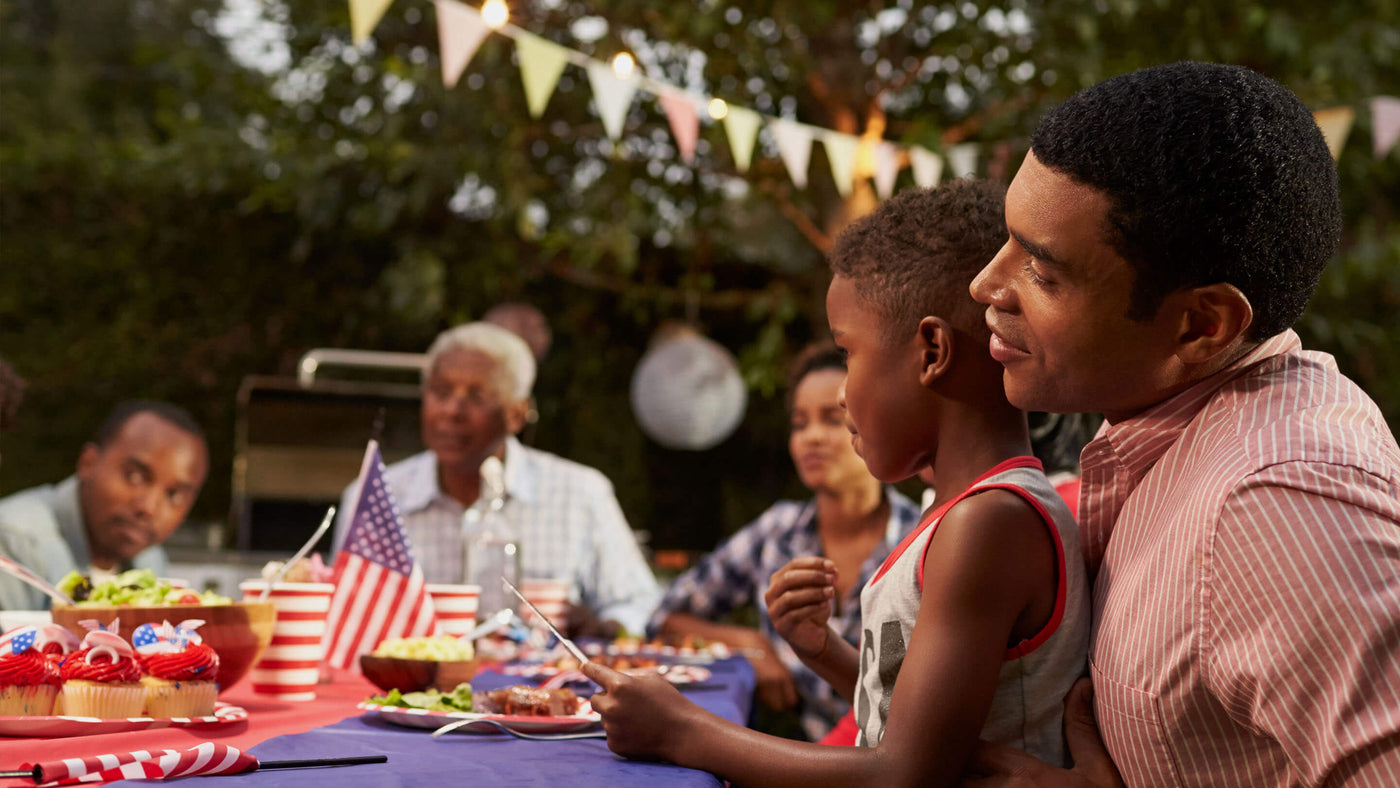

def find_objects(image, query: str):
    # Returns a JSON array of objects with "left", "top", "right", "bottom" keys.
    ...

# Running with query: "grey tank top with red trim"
[{"left": 853, "top": 460, "right": 1090, "bottom": 766}]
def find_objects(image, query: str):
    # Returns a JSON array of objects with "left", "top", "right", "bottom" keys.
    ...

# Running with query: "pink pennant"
[
  {"left": 658, "top": 90, "right": 700, "bottom": 164},
  {"left": 1371, "top": 96, "right": 1400, "bottom": 158}
]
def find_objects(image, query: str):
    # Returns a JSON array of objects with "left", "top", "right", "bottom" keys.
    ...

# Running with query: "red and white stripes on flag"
[
  {"left": 321, "top": 440, "right": 437, "bottom": 669},
  {"left": 24, "top": 742, "right": 256, "bottom": 785}
]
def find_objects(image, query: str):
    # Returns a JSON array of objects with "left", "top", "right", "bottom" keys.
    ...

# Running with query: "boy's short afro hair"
[{"left": 829, "top": 179, "right": 1008, "bottom": 343}]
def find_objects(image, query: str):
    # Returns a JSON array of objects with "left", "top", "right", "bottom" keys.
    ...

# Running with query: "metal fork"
[{"left": 430, "top": 717, "right": 607, "bottom": 740}]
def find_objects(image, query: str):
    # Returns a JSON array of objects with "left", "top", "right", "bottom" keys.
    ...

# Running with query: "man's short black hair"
[
  {"left": 829, "top": 179, "right": 1008, "bottom": 343},
  {"left": 95, "top": 400, "right": 205, "bottom": 447},
  {"left": 1031, "top": 61, "right": 1342, "bottom": 340}
]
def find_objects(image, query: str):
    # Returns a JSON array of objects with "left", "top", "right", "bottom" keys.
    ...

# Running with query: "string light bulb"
[
  {"left": 611, "top": 52, "right": 635, "bottom": 78},
  {"left": 707, "top": 98, "right": 728, "bottom": 120},
  {"left": 481, "top": 0, "right": 508, "bottom": 29}
]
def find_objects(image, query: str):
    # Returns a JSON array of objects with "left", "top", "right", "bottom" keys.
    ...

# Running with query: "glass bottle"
[{"left": 461, "top": 455, "right": 520, "bottom": 619}]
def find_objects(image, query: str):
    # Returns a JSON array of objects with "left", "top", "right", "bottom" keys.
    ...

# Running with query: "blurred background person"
[
  {"left": 334, "top": 322, "right": 659, "bottom": 637},
  {"left": 0, "top": 400, "right": 209, "bottom": 610},
  {"left": 647, "top": 342, "right": 921, "bottom": 740},
  {"left": 483, "top": 301, "right": 552, "bottom": 445}
]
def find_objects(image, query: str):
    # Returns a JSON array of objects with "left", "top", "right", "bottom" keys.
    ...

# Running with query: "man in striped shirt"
[{"left": 965, "top": 63, "right": 1400, "bottom": 786}]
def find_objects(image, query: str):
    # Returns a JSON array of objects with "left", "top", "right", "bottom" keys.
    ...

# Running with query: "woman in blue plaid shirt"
[{"left": 648, "top": 343, "right": 921, "bottom": 740}]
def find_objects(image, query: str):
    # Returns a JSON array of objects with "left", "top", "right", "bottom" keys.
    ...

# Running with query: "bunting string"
[{"left": 347, "top": 0, "right": 1399, "bottom": 199}]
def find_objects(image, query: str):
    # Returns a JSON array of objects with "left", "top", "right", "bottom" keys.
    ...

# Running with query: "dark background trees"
[{"left": 2, "top": 0, "right": 1396, "bottom": 555}]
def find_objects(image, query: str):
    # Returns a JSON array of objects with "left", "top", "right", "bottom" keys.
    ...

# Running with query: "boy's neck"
[{"left": 926, "top": 397, "right": 1032, "bottom": 510}]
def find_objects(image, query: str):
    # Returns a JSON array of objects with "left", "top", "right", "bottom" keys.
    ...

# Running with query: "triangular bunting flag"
[
  {"left": 434, "top": 0, "right": 490, "bottom": 89},
  {"left": 722, "top": 106, "right": 761, "bottom": 172},
  {"left": 658, "top": 90, "right": 701, "bottom": 164},
  {"left": 822, "top": 132, "right": 861, "bottom": 197},
  {"left": 873, "top": 141, "right": 900, "bottom": 200},
  {"left": 1370, "top": 96, "right": 1400, "bottom": 158},
  {"left": 585, "top": 61, "right": 640, "bottom": 141},
  {"left": 910, "top": 147, "right": 943, "bottom": 188},
  {"left": 948, "top": 142, "right": 978, "bottom": 179},
  {"left": 349, "top": 0, "right": 396, "bottom": 46},
  {"left": 515, "top": 31, "right": 570, "bottom": 118},
  {"left": 1313, "top": 106, "right": 1355, "bottom": 161},
  {"left": 771, "top": 119, "right": 814, "bottom": 189}
]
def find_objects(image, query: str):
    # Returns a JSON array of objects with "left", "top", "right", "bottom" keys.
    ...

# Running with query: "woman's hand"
[
  {"left": 581, "top": 661, "right": 697, "bottom": 762},
  {"left": 764, "top": 556, "right": 837, "bottom": 660},
  {"left": 747, "top": 638, "right": 800, "bottom": 711}
]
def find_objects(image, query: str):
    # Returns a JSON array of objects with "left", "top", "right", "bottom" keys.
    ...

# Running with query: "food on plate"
[
  {"left": 474, "top": 685, "right": 580, "bottom": 717},
  {"left": 59, "top": 622, "right": 145, "bottom": 718},
  {"left": 57, "top": 569, "right": 231, "bottom": 607},
  {"left": 0, "top": 625, "right": 62, "bottom": 715},
  {"left": 373, "top": 635, "right": 474, "bottom": 661},
  {"left": 134, "top": 620, "right": 219, "bottom": 717},
  {"left": 368, "top": 682, "right": 474, "bottom": 712},
  {"left": 553, "top": 651, "right": 659, "bottom": 672},
  {"left": 259, "top": 553, "right": 334, "bottom": 584}
]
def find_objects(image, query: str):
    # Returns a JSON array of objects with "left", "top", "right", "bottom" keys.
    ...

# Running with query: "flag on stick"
[{"left": 322, "top": 440, "right": 437, "bottom": 669}]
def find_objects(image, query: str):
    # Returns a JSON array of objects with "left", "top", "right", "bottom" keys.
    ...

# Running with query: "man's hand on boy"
[
  {"left": 959, "top": 677, "right": 1123, "bottom": 788},
  {"left": 764, "top": 556, "right": 837, "bottom": 660},
  {"left": 583, "top": 661, "right": 694, "bottom": 763}
]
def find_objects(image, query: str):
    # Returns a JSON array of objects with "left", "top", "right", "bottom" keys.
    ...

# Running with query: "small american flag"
[
  {"left": 22, "top": 742, "right": 256, "bottom": 785},
  {"left": 321, "top": 440, "right": 437, "bottom": 668},
  {"left": 0, "top": 625, "right": 38, "bottom": 654}
]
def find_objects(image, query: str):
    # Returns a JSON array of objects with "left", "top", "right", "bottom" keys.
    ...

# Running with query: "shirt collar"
[
  {"left": 399, "top": 436, "right": 538, "bottom": 514},
  {"left": 54, "top": 475, "right": 92, "bottom": 567},
  {"left": 1090, "top": 330, "right": 1300, "bottom": 482}
]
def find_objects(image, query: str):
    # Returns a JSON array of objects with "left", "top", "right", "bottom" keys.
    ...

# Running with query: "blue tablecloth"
[{"left": 158, "top": 658, "right": 755, "bottom": 787}]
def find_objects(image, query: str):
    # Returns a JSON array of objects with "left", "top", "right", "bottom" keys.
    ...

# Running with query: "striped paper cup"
[
  {"left": 520, "top": 578, "right": 570, "bottom": 630},
  {"left": 238, "top": 581, "right": 334, "bottom": 701},
  {"left": 426, "top": 584, "right": 480, "bottom": 637}
]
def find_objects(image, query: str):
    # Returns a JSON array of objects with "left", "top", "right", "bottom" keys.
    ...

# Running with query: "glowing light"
[
  {"left": 611, "top": 52, "right": 635, "bottom": 78},
  {"left": 481, "top": 0, "right": 508, "bottom": 29},
  {"left": 707, "top": 98, "right": 728, "bottom": 120}
]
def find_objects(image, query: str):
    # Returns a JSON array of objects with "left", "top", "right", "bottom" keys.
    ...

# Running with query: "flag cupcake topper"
[
  {"left": 35, "top": 625, "right": 80, "bottom": 655},
  {"left": 79, "top": 630, "right": 134, "bottom": 666},
  {"left": 133, "top": 620, "right": 206, "bottom": 654},
  {"left": 0, "top": 625, "right": 38, "bottom": 655}
]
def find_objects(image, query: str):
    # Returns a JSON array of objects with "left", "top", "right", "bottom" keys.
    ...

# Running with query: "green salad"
[
  {"left": 57, "top": 568, "right": 232, "bottom": 606},
  {"left": 368, "top": 682, "right": 474, "bottom": 712}
]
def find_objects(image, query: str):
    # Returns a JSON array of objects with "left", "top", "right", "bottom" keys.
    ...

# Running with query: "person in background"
[
  {"left": 964, "top": 61, "right": 1399, "bottom": 786},
  {"left": 582, "top": 180, "right": 1090, "bottom": 786},
  {"left": 0, "top": 400, "right": 209, "bottom": 610},
  {"left": 648, "top": 342, "right": 922, "bottom": 740},
  {"left": 333, "top": 322, "right": 660, "bottom": 637},
  {"left": 484, "top": 301, "right": 552, "bottom": 364}
]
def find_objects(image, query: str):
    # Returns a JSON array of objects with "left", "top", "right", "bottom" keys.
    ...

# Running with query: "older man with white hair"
[{"left": 334, "top": 322, "right": 660, "bottom": 637}]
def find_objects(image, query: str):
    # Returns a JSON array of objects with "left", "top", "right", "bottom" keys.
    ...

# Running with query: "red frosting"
[
  {"left": 60, "top": 648, "right": 142, "bottom": 683},
  {"left": 139, "top": 643, "right": 219, "bottom": 682},
  {"left": 0, "top": 649, "right": 61, "bottom": 686}
]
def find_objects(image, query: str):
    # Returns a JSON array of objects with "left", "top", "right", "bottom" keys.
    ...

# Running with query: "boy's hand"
[
  {"left": 582, "top": 661, "right": 693, "bottom": 762},
  {"left": 959, "top": 677, "right": 1123, "bottom": 787},
  {"left": 763, "top": 557, "right": 837, "bottom": 660}
]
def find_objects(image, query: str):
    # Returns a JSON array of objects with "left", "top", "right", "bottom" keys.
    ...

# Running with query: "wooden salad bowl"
[
  {"left": 50, "top": 601, "right": 276, "bottom": 693},
  {"left": 360, "top": 654, "right": 481, "bottom": 693}
]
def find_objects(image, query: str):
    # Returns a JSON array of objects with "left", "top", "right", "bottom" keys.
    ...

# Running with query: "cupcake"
[
  {"left": 36, "top": 625, "right": 81, "bottom": 663},
  {"left": 134, "top": 620, "right": 219, "bottom": 717},
  {"left": 59, "top": 622, "right": 145, "bottom": 718},
  {"left": 0, "top": 626, "right": 61, "bottom": 716}
]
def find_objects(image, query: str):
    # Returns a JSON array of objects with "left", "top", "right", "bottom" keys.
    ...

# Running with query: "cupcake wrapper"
[
  {"left": 0, "top": 684, "right": 59, "bottom": 716},
  {"left": 141, "top": 678, "right": 219, "bottom": 718},
  {"left": 61, "top": 680, "right": 146, "bottom": 719}
]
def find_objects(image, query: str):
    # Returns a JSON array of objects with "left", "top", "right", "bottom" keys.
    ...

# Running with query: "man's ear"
[
  {"left": 77, "top": 443, "right": 100, "bottom": 479},
  {"left": 504, "top": 397, "right": 533, "bottom": 436},
  {"left": 916, "top": 316, "right": 954, "bottom": 389},
  {"left": 1172, "top": 283, "right": 1254, "bottom": 365}
]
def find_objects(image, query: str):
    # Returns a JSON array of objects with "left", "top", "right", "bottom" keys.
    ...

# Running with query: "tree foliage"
[{"left": 2, "top": 0, "right": 1396, "bottom": 550}]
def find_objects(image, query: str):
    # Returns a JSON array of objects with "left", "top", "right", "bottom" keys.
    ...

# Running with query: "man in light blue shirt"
[
  {"left": 335, "top": 323, "right": 660, "bottom": 637},
  {"left": 0, "top": 401, "right": 208, "bottom": 610}
]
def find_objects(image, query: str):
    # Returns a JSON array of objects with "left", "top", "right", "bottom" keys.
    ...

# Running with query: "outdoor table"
[{"left": 1, "top": 657, "right": 755, "bottom": 787}]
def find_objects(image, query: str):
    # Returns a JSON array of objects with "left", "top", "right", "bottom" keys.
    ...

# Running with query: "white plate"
[
  {"left": 357, "top": 700, "right": 600, "bottom": 734},
  {"left": 508, "top": 663, "right": 712, "bottom": 685},
  {"left": 0, "top": 702, "right": 247, "bottom": 738}
]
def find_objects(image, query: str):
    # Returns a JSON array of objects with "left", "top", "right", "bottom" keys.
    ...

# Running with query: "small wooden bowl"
[
  {"left": 51, "top": 601, "right": 276, "bottom": 694},
  {"left": 359, "top": 654, "right": 481, "bottom": 693}
]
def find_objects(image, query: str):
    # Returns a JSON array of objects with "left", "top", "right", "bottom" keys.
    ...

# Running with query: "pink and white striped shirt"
[{"left": 1079, "top": 330, "right": 1400, "bottom": 787}]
